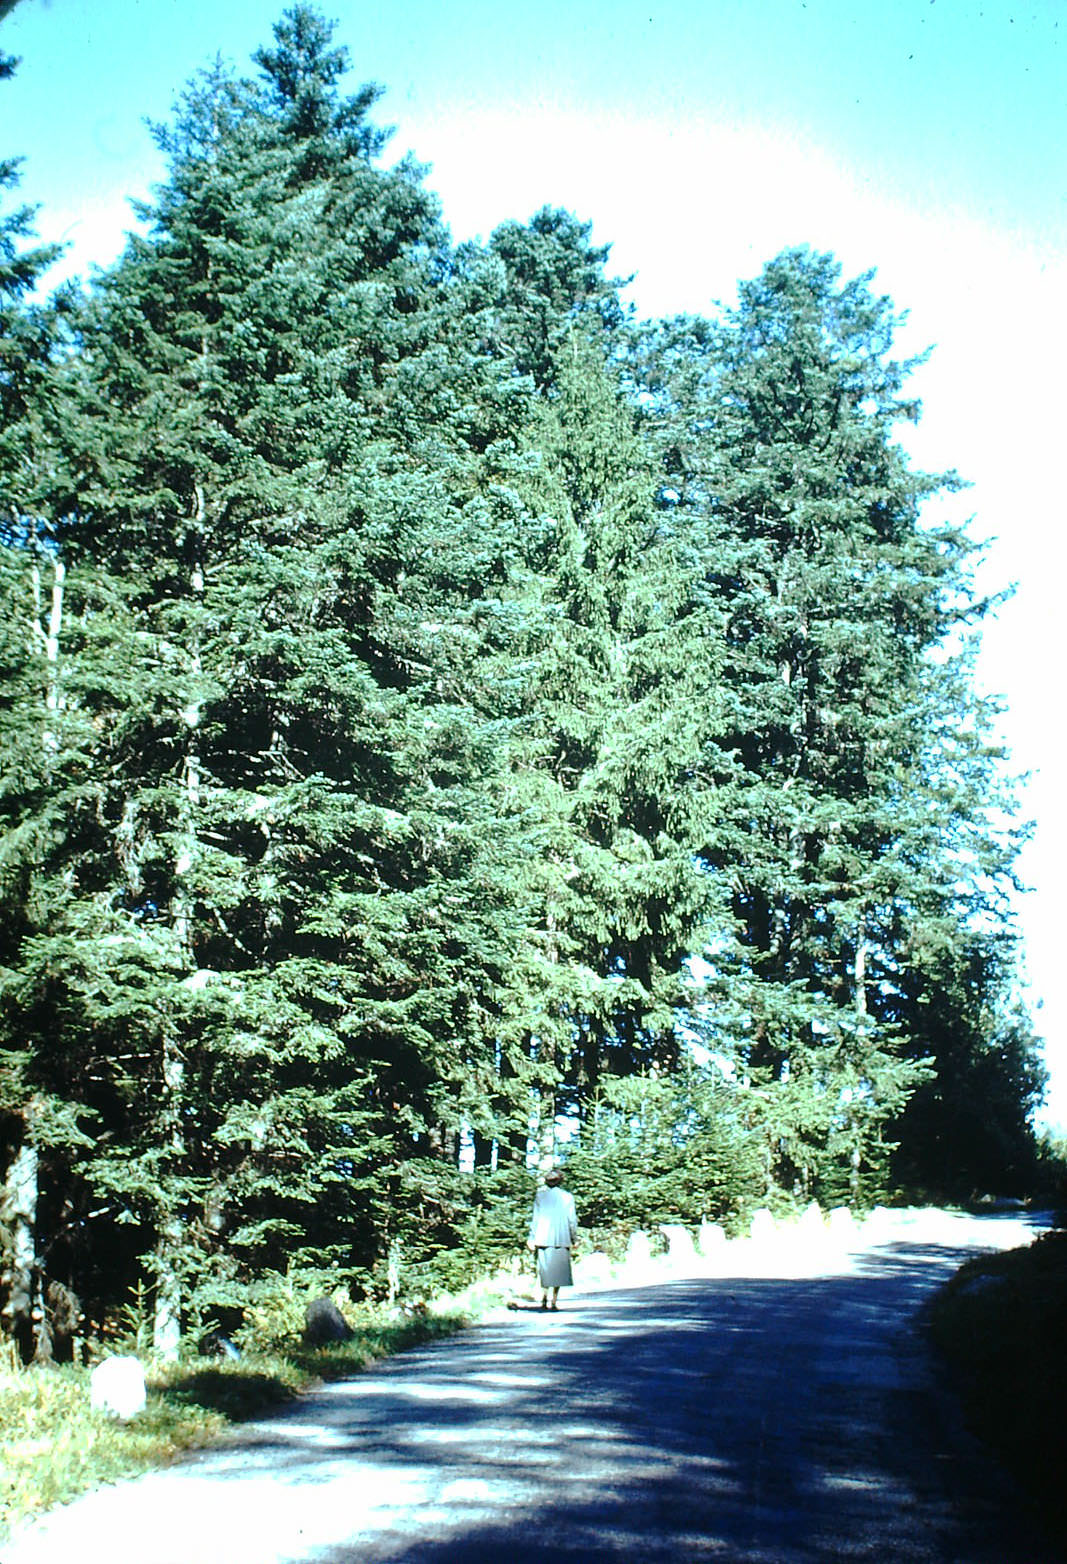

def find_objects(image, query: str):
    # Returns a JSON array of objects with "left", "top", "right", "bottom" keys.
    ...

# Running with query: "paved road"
[{"left": 4, "top": 1215, "right": 1061, "bottom": 1563}]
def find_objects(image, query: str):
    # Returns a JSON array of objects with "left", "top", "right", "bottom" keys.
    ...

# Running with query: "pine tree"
[
  {"left": 7, "top": 9, "right": 532, "bottom": 1344},
  {"left": 499, "top": 328, "right": 730, "bottom": 1165},
  {"left": 0, "top": 47, "right": 96, "bottom": 1359},
  {"left": 488, "top": 207, "right": 627, "bottom": 391},
  {"left": 891, "top": 921, "right": 1044, "bottom": 1198},
  {"left": 0, "top": 23, "right": 1044, "bottom": 1350},
  {"left": 633, "top": 248, "right": 1028, "bottom": 1202}
]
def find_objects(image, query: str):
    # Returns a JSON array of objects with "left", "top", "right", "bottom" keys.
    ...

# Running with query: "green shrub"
[
  {"left": 562, "top": 1069, "right": 764, "bottom": 1239},
  {"left": 929, "top": 1228, "right": 1067, "bottom": 1549}
]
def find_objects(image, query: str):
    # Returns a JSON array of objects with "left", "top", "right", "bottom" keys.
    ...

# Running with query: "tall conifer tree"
[
  {"left": 0, "top": 22, "right": 1044, "bottom": 1348},
  {"left": 502, "top": 330, "right": 729, "bottom": 1157},
  {"left": 7, "top": 8, "right": 531, "bottom": 1341},
  {"left": 632, "top": 249, "right": 1036, "bottom": 1200},
  {"left": 0, "top": 47, "right": 91, "bottom": 1358}
]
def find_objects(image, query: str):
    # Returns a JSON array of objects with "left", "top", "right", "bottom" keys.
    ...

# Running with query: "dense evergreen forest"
[{"left": 0, "top": 8, "right": 1047, "bottom": 1360}]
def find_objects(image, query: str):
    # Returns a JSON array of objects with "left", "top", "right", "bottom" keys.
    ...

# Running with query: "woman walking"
[{"left": 527, "top": 1166, "right": 578, "bottom": 1310}]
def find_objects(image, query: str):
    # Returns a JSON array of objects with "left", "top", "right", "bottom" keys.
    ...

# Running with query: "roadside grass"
[
  {"left": 0, "top": 1307, "right": 468, "bottom": 1547},
  {"left": 928, "top": 1226, "right": 1067, "bottom": 1549}
]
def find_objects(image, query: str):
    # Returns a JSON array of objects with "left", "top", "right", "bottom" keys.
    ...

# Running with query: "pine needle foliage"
[{"left": 0, "top": 11, "right": 1044, "bottom": 1358}]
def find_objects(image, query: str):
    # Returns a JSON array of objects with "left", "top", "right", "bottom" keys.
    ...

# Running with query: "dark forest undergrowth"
[{"left": 929, "top": 1225, "right": 1067, "bottom": 1554}]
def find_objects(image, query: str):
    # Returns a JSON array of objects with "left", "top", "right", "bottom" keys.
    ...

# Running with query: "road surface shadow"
[
  {"left": 221, "top": 1241, "right": 1062, "bottom": 1563},
  {"left": 5, "top": 1231, "right": 1060, "bottom": 1564}
]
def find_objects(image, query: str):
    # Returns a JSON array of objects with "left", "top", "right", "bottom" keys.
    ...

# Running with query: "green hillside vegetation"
[{"left": 0, "top": 6, "right": 1047, "bottom": 1370}]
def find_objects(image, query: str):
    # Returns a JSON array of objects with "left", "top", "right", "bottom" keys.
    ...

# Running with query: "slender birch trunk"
[
  {"left": 537, "top": 1087, "right": 557, "bottom": 1168},
  {"left": 854, "top": 933, "right": 868, "bottom": 1021},
  {"left": 529, "top": 905, "right": 560, "bottom": 1171}
]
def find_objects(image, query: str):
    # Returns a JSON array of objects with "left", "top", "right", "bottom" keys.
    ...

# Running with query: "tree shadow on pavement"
[{"left": 213, "top": 1241, "right": 1063, "bottom": 1564}]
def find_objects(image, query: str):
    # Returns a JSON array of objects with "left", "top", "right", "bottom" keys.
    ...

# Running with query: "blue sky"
[{"left": 3, "top": 0, "right": 1066, "bottom": 1125}]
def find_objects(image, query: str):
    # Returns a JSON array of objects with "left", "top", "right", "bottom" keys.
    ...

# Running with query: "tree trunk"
[
  {"left": 1, "top": 1138, "right": 39, "bottom": 1362},
  {"left": 30, "top": 550, "right": 65, "bottom": 754},
  {"left": 849, "top": 927, "right": 869, "bottom": 1204},
  {"left": 531, "top": 1072, "right": 557, "bottom": 1170},
  {"left": 3, "top": 553, "right": 66, "bottom": 1360},
  {"left": 153, "top": 1215, "right": 183, "bottom": 1361},
  {"left": 154, "top": 1039, "right": 185, "bottom": 1361},
  {"left": 854, "top": 933, "right": 868, "bottom": 1020},
  {"left": 156, "top": 664, "right": 195, "bottom": 1371},
  {"left": 153, "top": 501, "right": 207, "bottom": 1361}
]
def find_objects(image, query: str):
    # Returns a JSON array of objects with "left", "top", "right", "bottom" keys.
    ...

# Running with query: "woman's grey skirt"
[{"left": 536, "top": 1245, "right": 573, "bottom": 1288}]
